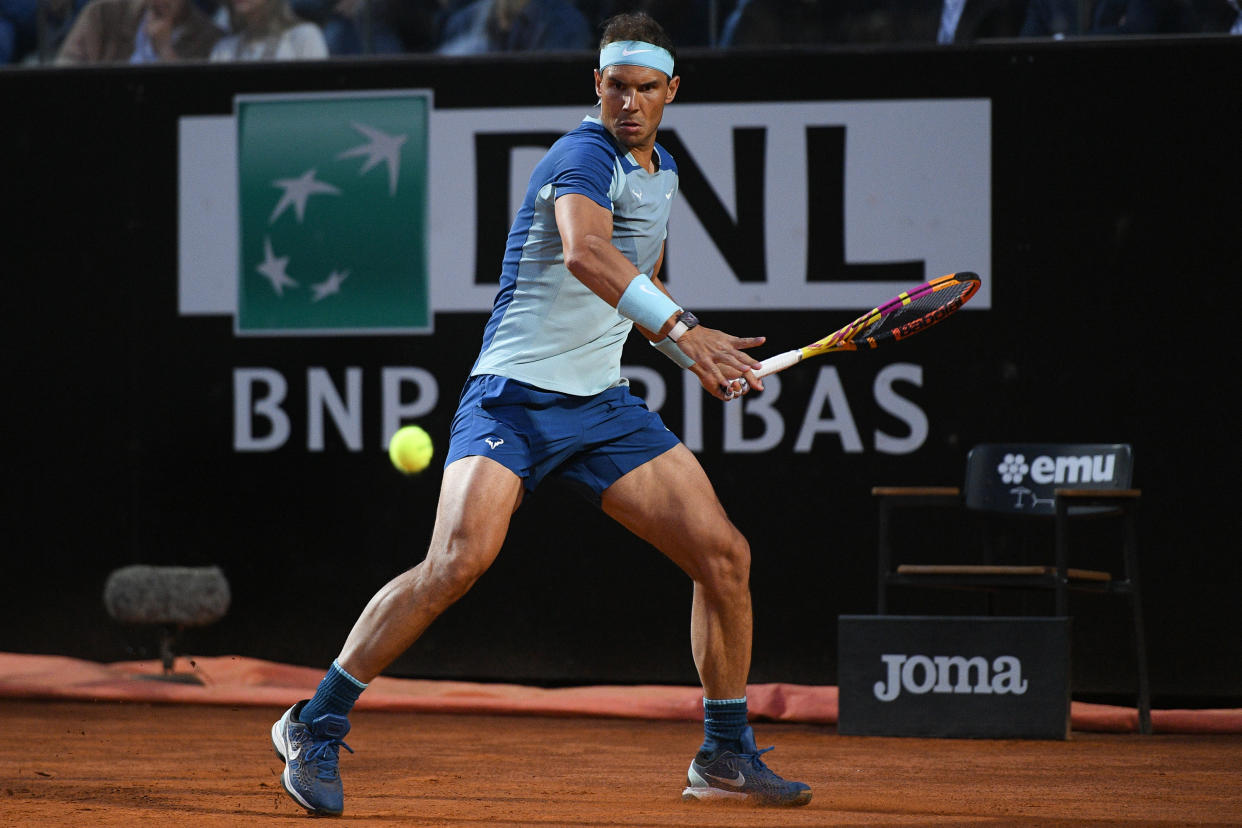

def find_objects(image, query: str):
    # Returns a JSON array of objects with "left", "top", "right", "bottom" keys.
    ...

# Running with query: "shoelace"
[
  {"left": 739, "top": 745, "right": 778, "bottom": 777},
  {"left": 305, "top": 736, "right": 354, "bottom": 780}
]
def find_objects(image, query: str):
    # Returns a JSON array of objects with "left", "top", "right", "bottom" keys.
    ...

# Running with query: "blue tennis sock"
[
  {"left": 299, "top": 660, "right": 367, "bottom": 723},
  {"left": 699, "top": 696, "right": 749, "bottom": 756}
]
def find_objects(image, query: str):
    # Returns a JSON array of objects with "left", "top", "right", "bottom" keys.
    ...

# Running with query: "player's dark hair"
[{"left": 598, "top": 11, "right": 676, "bottom": 61}]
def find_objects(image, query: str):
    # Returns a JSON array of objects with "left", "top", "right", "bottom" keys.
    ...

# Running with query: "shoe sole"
[
  {"left": 682, "top": 784, "right": 749, "bottom": 802},
  {"left": 682, "top": 784, "right": 812, "bottom": 806}
]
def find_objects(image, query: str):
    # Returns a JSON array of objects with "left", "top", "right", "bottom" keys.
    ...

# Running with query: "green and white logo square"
[{"left": 235, "top": 90, "right": 431, "bottom": 335}]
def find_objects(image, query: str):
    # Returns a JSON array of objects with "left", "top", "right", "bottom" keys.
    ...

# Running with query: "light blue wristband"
[
  {"left": 616, "top": 273, "right": 680, "bottom": 334},
  {"left": 651, "top": 335, "right": 696, "bottom": 368}
]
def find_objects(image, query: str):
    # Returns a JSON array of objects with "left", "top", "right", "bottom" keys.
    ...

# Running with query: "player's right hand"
[{"left": 677, "top": 327, "right": 765, "bottom": 402}]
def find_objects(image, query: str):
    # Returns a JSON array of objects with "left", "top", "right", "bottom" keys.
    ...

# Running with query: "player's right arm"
[{"left": 555, "top": 192, "right": 764, "bottom": 400}]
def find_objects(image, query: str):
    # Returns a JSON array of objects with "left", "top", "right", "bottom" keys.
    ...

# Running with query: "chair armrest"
[
  {"left": 872, "top": 487, "right": 961, "bottom": 510},
  {"left": 1054, "top": 488, "right": 1141, "bottom": 499},
  {"left": 1054, "top": 488, "right": 1140, "bottom": 518},
  {"left": 871, "top": 486, "right": 960, "bottom": 498}
]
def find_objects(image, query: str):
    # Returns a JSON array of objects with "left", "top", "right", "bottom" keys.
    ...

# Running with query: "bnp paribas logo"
[{"left": 235, "top": 91, "right": 430, "bottom": 335}]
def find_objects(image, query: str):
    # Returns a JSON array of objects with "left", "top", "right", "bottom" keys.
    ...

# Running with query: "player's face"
[{"left": 594, "top": 65, "right": 680, "bottom": 153}]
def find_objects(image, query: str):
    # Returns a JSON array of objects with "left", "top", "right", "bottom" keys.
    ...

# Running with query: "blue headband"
[{"left": 599, "top": 40, "right": 674, "bottom": 78}]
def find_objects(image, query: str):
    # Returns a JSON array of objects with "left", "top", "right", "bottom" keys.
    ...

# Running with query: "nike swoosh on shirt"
[{"left": 706, "top": 770, "right": 746, "bottom": 787}]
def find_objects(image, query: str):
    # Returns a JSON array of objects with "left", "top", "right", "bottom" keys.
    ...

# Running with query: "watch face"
[{"left": 679, "top": 311, "right": 699, "bottom": 329}]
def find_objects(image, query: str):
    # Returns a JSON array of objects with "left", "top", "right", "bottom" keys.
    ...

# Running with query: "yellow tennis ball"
[{"left": 388, "top": 425, "right": 434, "bottom": 475}]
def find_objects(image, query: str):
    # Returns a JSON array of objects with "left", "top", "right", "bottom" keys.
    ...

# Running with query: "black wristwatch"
[{"left": 669, "top": 310, "right": 699, "bottom": 342}]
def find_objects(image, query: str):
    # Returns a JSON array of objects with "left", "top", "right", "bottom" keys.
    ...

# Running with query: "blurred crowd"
[{"left": 3, "top": 0, "right": 1239, "bottom": 66}]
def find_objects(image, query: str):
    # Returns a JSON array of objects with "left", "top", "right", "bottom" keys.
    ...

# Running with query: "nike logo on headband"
[{"left": 621, "top": 47, "right": 653, "bottom": 56}]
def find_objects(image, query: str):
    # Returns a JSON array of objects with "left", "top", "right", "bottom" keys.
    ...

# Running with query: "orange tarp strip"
[{"left": 1, "top": 652, "right": 1237, "bottom": 735}]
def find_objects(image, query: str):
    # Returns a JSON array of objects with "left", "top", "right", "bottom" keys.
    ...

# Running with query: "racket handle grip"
[
  {"left": 725, "top": 349, "right": 802, "bottom": 400},
  {"left": 753, "top": 349, "right": 802, "bottom": 379}
]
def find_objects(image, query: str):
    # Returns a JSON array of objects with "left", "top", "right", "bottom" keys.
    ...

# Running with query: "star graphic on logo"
[
  {"left": 269, "top": 168, "right": 341, "bottom": 225},
  {"left": 256, "top": 236, "right": 298, "bottom": 296},
  {"left": 311, "top": 269, "right": 349, "bottom": 302},
  {"left": 997, "top": 453, "right": 1029, "bottom": 485},
  {"left": 337, "top": 122, "right": 408, "bottom": 196}
]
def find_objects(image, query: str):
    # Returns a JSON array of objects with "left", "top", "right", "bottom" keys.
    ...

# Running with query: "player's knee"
[
  {"left": 422, "top": 538, "right": 495, "bottom": 603},
  {"left": 696, "top": 531, "right": 750, "bottom": 595}
]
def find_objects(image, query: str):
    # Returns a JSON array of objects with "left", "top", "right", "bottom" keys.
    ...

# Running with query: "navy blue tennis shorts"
[{"left": 445, "top": 374, "right": 680, "bottom": 496}]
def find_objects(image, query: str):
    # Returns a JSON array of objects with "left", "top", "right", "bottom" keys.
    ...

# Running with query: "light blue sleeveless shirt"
[{"left": 470, "top": 116, "right": 679, "bottom": 396}]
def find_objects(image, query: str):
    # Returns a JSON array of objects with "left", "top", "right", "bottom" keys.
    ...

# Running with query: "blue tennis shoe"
[
  {"left": 271, "top": 700, "right": 354, "bottom": 816},
  {"left": 682, "top": 725, "right": 811, "bottom": 806}
]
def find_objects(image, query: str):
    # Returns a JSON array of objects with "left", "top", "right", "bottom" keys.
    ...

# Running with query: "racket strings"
[{"left": 853, "top": 279, "right": 976, "bottom": 347}]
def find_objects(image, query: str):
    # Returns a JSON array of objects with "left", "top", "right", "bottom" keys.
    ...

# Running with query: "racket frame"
[{"left": 741, "top": 272, "right": 980, "bottom": 387}]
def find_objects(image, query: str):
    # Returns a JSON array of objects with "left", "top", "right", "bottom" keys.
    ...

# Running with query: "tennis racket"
[{"left": 728, "top": 272, "right": 980, "bottom": 398}]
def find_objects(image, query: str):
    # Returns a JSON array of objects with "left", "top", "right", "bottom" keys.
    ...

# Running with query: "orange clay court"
[{"left": 3, "top": 654, "right": 1242, "bottom": 825}]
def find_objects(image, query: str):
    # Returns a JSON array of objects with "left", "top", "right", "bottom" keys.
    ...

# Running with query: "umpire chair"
[{"left": 872, "top": 443, "right": 1152, "bottom": 734}]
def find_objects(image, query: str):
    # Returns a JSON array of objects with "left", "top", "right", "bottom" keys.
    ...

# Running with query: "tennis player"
[{"left": 270, "top": 11, "right": 812, "bottom": 814}]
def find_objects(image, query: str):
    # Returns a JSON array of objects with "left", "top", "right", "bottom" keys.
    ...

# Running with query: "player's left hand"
[{"left": 676, "top": 327, "right": 765, "bottom": 402}]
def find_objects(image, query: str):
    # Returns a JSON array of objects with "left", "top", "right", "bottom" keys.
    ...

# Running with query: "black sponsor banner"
[
  {"left": 839, "top": 616, "right": 1071, "bottom": 739},
  {"left": 2, "top": 40, "right": 1241, "bottom": 700}
]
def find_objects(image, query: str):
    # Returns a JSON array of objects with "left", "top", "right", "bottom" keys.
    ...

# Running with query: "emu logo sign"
[
  {"left": 996, "top": 452, "right": 1117, "bottom": 487},
  {"left": 873, "top": 654, "right": 1029, "bottom": 701}
]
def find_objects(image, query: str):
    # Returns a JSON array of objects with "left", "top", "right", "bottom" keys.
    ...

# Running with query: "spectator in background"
[
  {"left": 285, "top": 0, "right": 447, "bottom": 55},
  {"left": 579, "top": 0, "right": 714, "bottom": 47},
  {"left": 1193, "top": 0, "right": 1241, "bottom": 30},
  {"left": 372, "top": 0, "right": 445, "bottom": 51},
  {"left": 718, "top": 0, "right": 845, "bottom": 46},
  {"left": 288, "top": 0, "right": 362, "bottom": 53},
  {"left": 930, "top": 0, "right": 1028, "bottom": 42},
  {"left": 1021, "top": 0, "right": 1200, "bottom": 36},
  {"left": 56, "top": 0, "right": 222, "bottom": 62},
  {"left": 1, "top": 0, "right": 38, "bottom": 63},
  {"left": 210, "top": 0, "right": 327, "bottom": 59},
  {"left": 720, "top": 0, "right": 1027, "bottom": 46},
  {"left": 437, "top": 0, "right": 592, "bottom": 53}
]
